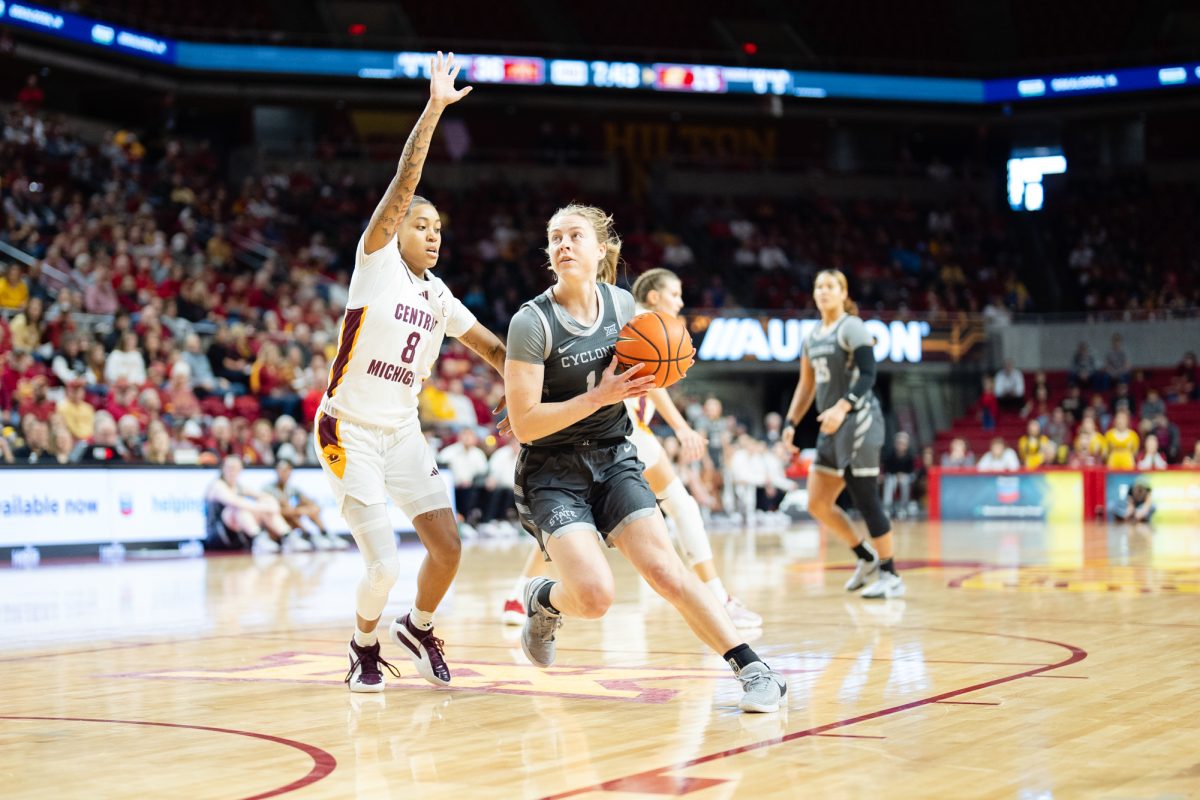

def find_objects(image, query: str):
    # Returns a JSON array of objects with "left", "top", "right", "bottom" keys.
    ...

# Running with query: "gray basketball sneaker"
[
  {"left": 736, "top": 661, "right": 787, "bottom": 713},
  {"left": 522, "top": 577, "right": 563, "bottom": 668},
  {"left": 844, "top": 540, "right": 880, "bottom": 591}
]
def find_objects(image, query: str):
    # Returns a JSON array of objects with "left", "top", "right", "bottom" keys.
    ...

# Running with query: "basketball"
[{"left": 615, "top": 311, "right": 696, "bottom": 389}]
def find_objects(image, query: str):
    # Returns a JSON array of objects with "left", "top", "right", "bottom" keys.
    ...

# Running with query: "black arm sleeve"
[{"left": 846, "top": 345, "right": 877, "bottom": 407}]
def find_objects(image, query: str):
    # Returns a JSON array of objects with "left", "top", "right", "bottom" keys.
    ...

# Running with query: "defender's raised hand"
[{"left": 429, "top": 51, "right": 472, "bottom": 108}]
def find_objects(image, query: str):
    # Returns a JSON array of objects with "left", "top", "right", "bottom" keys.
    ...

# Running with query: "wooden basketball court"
[{"left": 3, "top": 520, "right": 1198, "bottom": 798}]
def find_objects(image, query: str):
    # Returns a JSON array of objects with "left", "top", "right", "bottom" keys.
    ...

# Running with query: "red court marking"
[
  {"left": 935, "top": 700, "right": 1000, "bottom": 706},
  {"left": 235, "top": 634, "right": 1049, "bottom": 668},
  {"left": 1031, "top": 674, "right": 1088, "bottom": 679},
  {"left": 0, "top": 715, "right": 336, "bottom": 799},
  {"left": 813, "top": 733, "right": 887, "bottom": 739},
  {"left": 540, "top": 628, "right": 1086, "bottom": 800}
]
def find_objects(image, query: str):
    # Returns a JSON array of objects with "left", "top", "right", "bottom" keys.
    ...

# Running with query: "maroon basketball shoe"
[
  {"left": 390, "top": 614, "right": 451, "bottom": 686},
  {"left": 345, "top": 639, "right": 401, "bottom": 693}
]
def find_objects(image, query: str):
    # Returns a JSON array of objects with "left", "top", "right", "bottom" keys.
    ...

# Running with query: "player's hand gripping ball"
[{"left": 614, "top": 311, "right": 696, "bottom": 389}]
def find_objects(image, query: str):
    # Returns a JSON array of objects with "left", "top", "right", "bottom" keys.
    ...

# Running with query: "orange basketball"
[{"left": 615, "top": 311, "right": 696, "bottom": 389}]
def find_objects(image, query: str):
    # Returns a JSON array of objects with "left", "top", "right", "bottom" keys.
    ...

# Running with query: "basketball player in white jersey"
[
  {"left": 500, "top": 268, "right": 762, "bottom": 629},
  {"left": 318, "top": 53, "right": 508, "bottom": 693}
]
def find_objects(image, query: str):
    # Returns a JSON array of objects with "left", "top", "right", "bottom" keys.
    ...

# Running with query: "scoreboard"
[{"left": 4, "top": 0, "right": 1200, "bottom": 105}]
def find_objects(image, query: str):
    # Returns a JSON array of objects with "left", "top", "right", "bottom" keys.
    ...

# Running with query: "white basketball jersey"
[{"left": 319, "top": 231, "right": 475, "bottom": 430}]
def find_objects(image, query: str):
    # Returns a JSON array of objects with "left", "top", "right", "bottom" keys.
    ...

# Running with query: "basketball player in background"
[
  {"left": 316, "top": 53, "right": 508, "bottom": 692},
  {"left": 501, "top": 267, "right": 761, "bottom": 628},
  {"left": 504, "top": 204, "right": 786, "bottom": 712},
  {"left": 782, "top": 269, "right": 904, "bottom": 599},
  {"left": 206, "top": 455, "right": 296, "bottom": 553}
]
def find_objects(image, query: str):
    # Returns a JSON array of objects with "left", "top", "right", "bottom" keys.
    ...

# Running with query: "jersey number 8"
[{"left": 401, "top": 331, "right": 421, "bottom": 364}]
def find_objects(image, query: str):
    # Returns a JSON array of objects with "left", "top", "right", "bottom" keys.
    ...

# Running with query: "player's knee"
[
  {"left": 366, "top": 554, "right": 401, "bottom": 595},
  {"left": 573, "top": 580, "right": 614, "bottom": 618},
  {"left": 428, "top": 529, "right": 462, "bottom": 565},
  {"left": 237, "top": 510, "right": 261, "bottom": 534},
  {"left": 806, "top": 495, "right": 832, "bottom": 517},
  {"left": 640, "top": 559, "right": 688, "bottom": 604}
]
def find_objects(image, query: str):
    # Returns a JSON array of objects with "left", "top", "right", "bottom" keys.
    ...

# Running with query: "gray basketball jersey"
[
  {"left": 507, "top": 283, "right": 636, "bottom": 447},
  {"left": 802, "top": 315, "right": 877, "bottom": 414}
]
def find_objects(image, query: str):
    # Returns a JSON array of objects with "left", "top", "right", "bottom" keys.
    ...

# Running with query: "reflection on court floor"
[{"left": 2, "top": 520, "right": 1198, "bottom": 799}]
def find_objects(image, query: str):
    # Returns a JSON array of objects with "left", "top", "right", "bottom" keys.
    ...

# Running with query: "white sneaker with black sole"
[
  {"left": 844, "top": 541, "right": 880, "bottom": 591},
  {"left": 861, "top": 571, "right": 905, "bottom": 599}
]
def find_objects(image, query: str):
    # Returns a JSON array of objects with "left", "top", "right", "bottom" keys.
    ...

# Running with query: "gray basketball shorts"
[
  {"left": 514, "top": 440, "right": 659, "bottom": 559},
  {"left": 813, "top": 403, "right": 884, "bottom": 478}
]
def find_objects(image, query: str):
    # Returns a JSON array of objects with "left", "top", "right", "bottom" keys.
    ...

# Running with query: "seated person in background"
[
  {"left": 1018, "top": 419, "right": 1050, "bottom": 469},
  {"left": 1168, "top": 352, "right": 1198, "bottom": 402},
  {"left": 1059, "top": 385, "right": 1083, "bottom": 424},
  {"left": 1142, "top": 413, "right": 1182, "bottom": 464},
  {"left": 265, "top": 458, "right": 346, "bottom": 550},
  {"left": 1069, "top": 342, "right": 1095, "bottom": 389},
  {"left": 205, "top": 455, "right": 300, "bottom": 553},
  {"left": 1139, "top": 389, "right": 1165, "bottom": 425},
  {"left": 481, "top": 436, "right": 520, "bottom": 532},
  {"left": 881, "top": 432, "right": 917, "bottom": 519},
  {"left": 436, "top": 427, "right": 489, "bottom": 531},
  {"left": 1102, "top": 333, "right": 1131, "bottom": 389},
  {"left": 1182, "top": 441, "right": 1200, "bottom": 467},
  {"left": 1067, "top": 436, "right": 1100, "bottom": 468},
  {"left": 1089, "top": 394, "right": 1112, "bottom": 431},
  {"left": 1136, "top": 434, "right": 1168, "bottom": 471},
  {"left": 1074, "top": 415, "right": 1107, "bottom": 461},
  {"left": 1042, "top": 407, "right": 1070, "bottom": 451},
  {"left": 1104, "top": 411, "right": 1140, "bottom": 471},
  {"left": 1038, "top": 438, "right": 1064, "bottom": 468},
  {"left": 11, "top": 418, "right": 51, "bottom": 464},
  {"left": 77, "top": 411, "right": 124, "bottom": 464},
  {"left": 1111, "top": 478, "right": 1154, "bottom": 523},
  {"left": 976, "top": 437, "right": 1020, "bottom": 472},
  {"left": 994, "top": 358, "right": 1025, "bottom": 412},
  {"left": 940, "top": 437, "right": 975, "bottom": 469},
  {"left": 978, "top": 375, "right": 998, "bottom": 430}
]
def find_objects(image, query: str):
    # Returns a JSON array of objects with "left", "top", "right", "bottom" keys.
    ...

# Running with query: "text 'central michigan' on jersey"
[
  {"left": 802, "top": 314, "right": 878, "bottom": 414},
  {"left": 319, "top": 231, "right": 476, "bottom": 430},
  {"left": 507, "top": 283, "right": 637, "bottom": 447}
]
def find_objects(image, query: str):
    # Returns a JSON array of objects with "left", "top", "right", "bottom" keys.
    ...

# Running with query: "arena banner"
[
  {"left": 689, "top": 314, "right": 987, "bottom": 367},
  {"left": 936, "top": 471, "right": 1083, "bottom": 522},
  {"left": 0, "top": 467, "right": 454, "bottom": 547},
  {"left": 1105, "top": 471, "right": 1200, "bottom": 524}
]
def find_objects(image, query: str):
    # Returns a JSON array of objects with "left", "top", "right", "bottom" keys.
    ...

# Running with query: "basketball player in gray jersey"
[
  {"left": 782, "top": 269, "right": 905, "bottom": 599},
  {"left": 505, "top": 203, "right": 787, "bottom": 713}
]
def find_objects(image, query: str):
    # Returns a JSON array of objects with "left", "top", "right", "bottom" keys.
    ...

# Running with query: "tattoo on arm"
[{"left": 366, "top": 104, "right": 443, "bottom": 248}]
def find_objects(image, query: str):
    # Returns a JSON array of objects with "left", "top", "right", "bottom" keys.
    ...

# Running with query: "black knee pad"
[{"left": 843, "top": 474, "right": 891, "bottom": 538}]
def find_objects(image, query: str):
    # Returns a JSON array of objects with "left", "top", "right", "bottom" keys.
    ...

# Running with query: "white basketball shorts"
[{"left": 315, "top": 411, "right": 450, "bottom": 518}]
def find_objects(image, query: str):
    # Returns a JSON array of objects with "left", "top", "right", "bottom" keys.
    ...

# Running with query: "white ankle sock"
[
  {"left": 705, "top": 577, "right": 729, "bottom": 603},
  {"left": 409, "top": 607, "right": 435, "bottom": 630},
  {"left": 353, "top": 628, "right": 377, "bottom": 648}
]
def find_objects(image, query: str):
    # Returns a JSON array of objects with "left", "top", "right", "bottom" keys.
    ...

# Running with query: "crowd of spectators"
[
  {"left": 3, "top": 94, "right": 1199, "bottom": 536},
  {"left": 951, "top": 340, "right": 1200, "bottom": 472}
]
